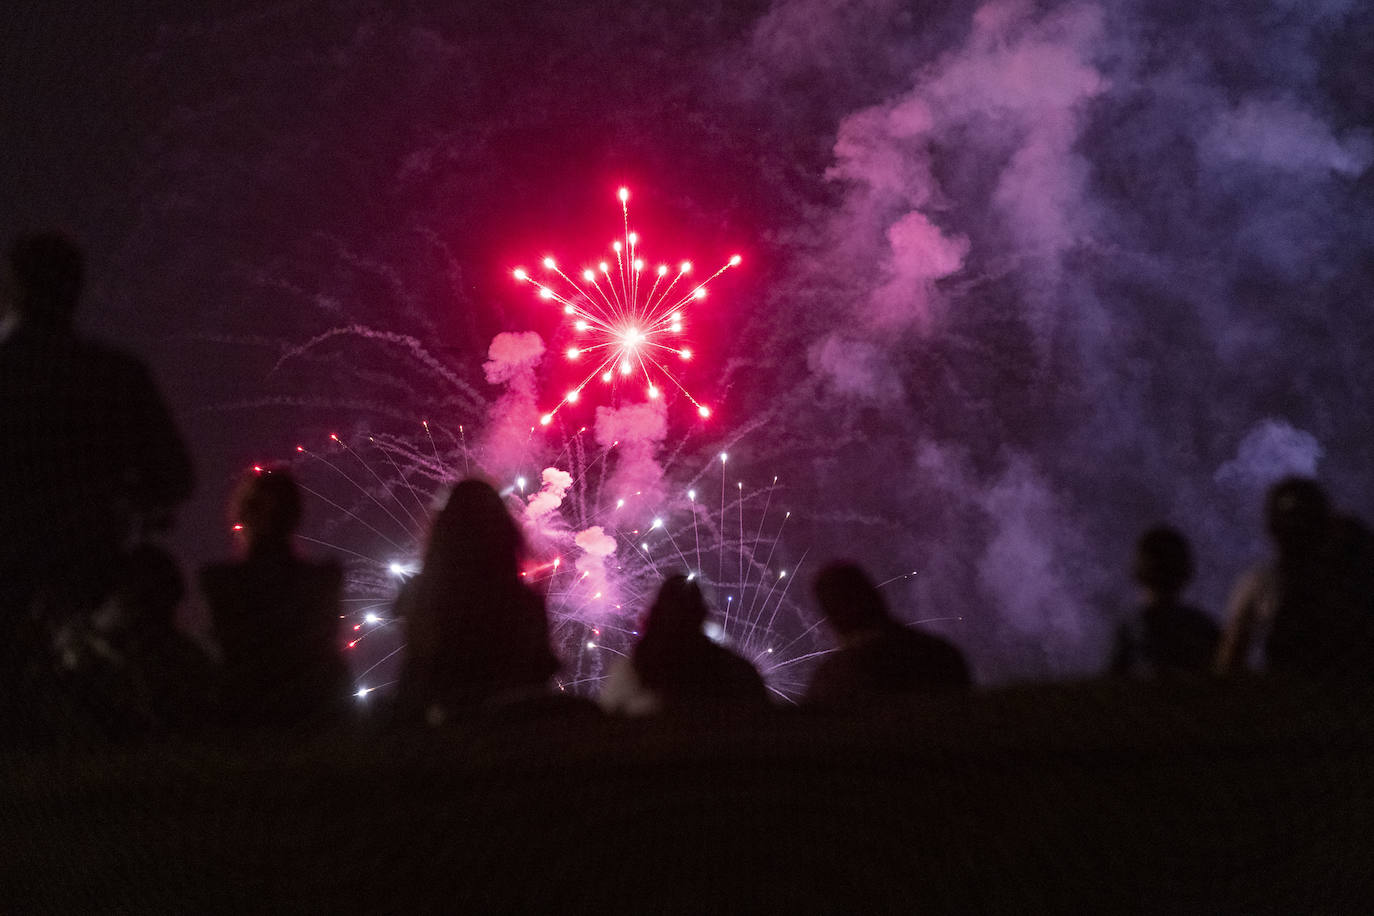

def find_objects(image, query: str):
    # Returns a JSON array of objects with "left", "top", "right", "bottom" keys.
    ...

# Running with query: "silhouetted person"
[
  {"left": 1218, "top": 477, "right": 1374, "bottom": 679},
  {"left": 107, "top": 544, "right": 215, "bottom": 733},
  {"left": 1109, "top": 527, "right": 1219, "bottom": 677},
  {"left": 806, "top": 562, "right": 970, "bottom": 706},
  {"left": 1, "top": 233, "right": 194, "bottom": 739},
  {"left": 394, "top": 479, "right": 558, "bottom": 724},
  {"left": 599, "top": 575, "right": 770, "bottom": 715},
  {"left": 201, "top": 468, "right": 349, "bottom": 725}
]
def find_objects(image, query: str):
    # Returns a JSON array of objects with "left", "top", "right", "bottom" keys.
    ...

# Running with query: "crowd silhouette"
[{"left": 2, "top": 233, "right": 1373, "bottom": 747}]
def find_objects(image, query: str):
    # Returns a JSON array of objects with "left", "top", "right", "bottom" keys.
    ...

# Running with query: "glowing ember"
[{"left": 512, "top": 186, "right": 741, "bottom": 425}]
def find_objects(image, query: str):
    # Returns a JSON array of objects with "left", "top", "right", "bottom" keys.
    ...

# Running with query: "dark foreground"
[{"left": 5, "top": 678, "right": 1372, "bottom": 913}]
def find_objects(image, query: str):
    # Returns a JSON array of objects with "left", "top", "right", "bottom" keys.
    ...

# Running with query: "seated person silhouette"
[
  {"left": 806, "top": 562, "right": 970, "bottom": 707},
  {"left": 1109, "top": 527, "right": 1219, "bottom": 677},
  {"left": 1218, "top": 477, "right": 1374, "bottom": 679},
  {"left": 599, "top": 574, "right": 770, "bottom": 716},
  {"left": 394, "top": 479, "right": 559, "bottom": 725},
  {"left": 1, "top": 232, "right": 193, "bottom": 739},
  {"left": 108, "top": 544, "right": 216, "bottom": 733},
  {"left": 201, "top": 468, "right": 349, "bottom": 725}
]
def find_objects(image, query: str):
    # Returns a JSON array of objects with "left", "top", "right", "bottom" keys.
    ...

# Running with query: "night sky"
[{"left": 5, "top": 0, "right": 1372, "bottom": 683}]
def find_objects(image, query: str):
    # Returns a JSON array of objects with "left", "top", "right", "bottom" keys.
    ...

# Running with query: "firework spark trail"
[
  {"left": 324, "top": 434, "right": 423, "bottom": 535},
  {"left": 719, "top": 452, "right": 727, "bottom": 587},
  {"left": 691, "top": 490, "right": 702, "bottom": 575},
  {"left": 737, "top": 480, "right": 744, "bottom": 603},
  {"left": 293, "top": 452, "right": 407, "bottom": 552},
  {"left": 272, "top": 324, "right": 484, "bottom": 407},
  {"left": 368, "top": 435, "right": 431, "bottom": 518},
  {"left": 421, "top": 420, "right": 441, "bottom": 468},
  {"left": 191, "top": 395, "right": 435, "bottom": 424},
  {"left": 355, "top": 645, "right": 406, "bottom": 682},
  {"left": 297, "top": 534, "right": 389, "bottom": 567},
  {"left": 742, "top": 479, "right": 780, "bottom": 620},
  {"left": 651, "top": 517, "right": 694, "bottom": 576},
  {"left": 763, "top": 548, "right": 811, "bottom": 641},
  {"left": 735, "top": 524, "right": 796, "bottom": 652},
  {"left": 370, "top": 431, "right": 452, "bottom": 490},
  {"left": 877, "top": 570, "right": 921, "bottom": 588},
  {"left": 347, "top": 435, "right": 427, "bottom": 531},
  {"left": 513, "top": 187, "right": 741, "bottom": 425}
]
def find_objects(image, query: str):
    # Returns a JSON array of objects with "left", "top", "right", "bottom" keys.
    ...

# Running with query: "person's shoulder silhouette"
[
  {"left": 200, "top": 467, "right": 348, "bottom": 726},
  {"left": 806, "top": 562, "right": 970, "bottom": 707}
]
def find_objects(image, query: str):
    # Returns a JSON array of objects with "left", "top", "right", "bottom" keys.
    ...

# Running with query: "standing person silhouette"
[
  {"left": 0, "top": 233, "right": 193, "bottom": 740},
  {"left": 201, "top": 467, "right": 350, "bottom": 725},
  {"left": 394, "top": 479, "right": 558, "bottom": 725}
]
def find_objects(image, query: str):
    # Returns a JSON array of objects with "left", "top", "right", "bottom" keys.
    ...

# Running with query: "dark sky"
[{"left": 5, "top": 0, "right": 1372, "bottom": 681}]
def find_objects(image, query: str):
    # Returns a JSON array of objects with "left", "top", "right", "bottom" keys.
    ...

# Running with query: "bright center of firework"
[{"left": 512, "top": 186, "right": 742, "bottom": 425}]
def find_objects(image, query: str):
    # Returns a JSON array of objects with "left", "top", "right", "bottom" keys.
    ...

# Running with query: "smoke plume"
[
  {"left": 741, "top": 0, "right": 1373, "bottom": 677},
  {"left": 478, "top": 331, "right": 545, "bottom": 478}
]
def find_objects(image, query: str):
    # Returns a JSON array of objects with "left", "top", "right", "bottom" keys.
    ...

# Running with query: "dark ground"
[{"left": 5, "top": 677, "right": 1372, "bottom": 913}]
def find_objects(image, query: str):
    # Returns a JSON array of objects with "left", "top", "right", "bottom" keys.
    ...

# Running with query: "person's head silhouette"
[
  {"left": 1133, "top": 526, "right": 1194, "bottom": 602},
  {"left": 233, "top": 467, "right": 302, "bottom": 554},
  {"left": 631, "top": 574, "right": 729, "bottom": 695},
  {"left": 8, "top": 233, "right": 84, "bottom": 329},
  {"left": 1265, "top": 476, "right": 1331, "bottom": 557},
  {"left": 642, "top": 575, "right": 709, "bottom": 642},
  {"left": 813, "top": 562, "right": 891, "bottom": 639},
  {"left": 425, "top": 479, "right": 524, "bottom": 582}
]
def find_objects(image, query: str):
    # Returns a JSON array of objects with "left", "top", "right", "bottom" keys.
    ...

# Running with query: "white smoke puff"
[
  {"left": 483, "top": 331, "right": 545, "bottom": 384},
  {"left": 574, "top": 525, "right": 617, "bottom": 558},
  {"left": 526, "top": 467, "right": 573, "bottom": 524},
  {"left": 1215, "top": 419, "right": 1323, "bottom": 489},
  {"left": 594, "top": 399, "right": 669, "bottom": 509}
]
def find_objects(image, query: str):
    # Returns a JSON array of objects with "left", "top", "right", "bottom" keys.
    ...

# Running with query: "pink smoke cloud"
[
  {"left": 479, "top": 331, "right": 546, "bottom": 478},
  {"left": 823, "top": 0, "right": 1107, "bottom": 346},
  {"left": 483, "top": 330, "right": 546, "bottom": 384},
  {"left": 573, "top": 524, "right": 618, "bottom": 610},
  {"left": 594, "top": 398, "right": 669, "bottom": 509}
]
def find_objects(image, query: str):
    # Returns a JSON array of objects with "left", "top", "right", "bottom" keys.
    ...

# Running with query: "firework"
[
  {"left": 512, "top": 187, "right": 742, "bottom": 426},
  {"left": 282, "top": 424, "right": 826, "bottom": 703}
]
